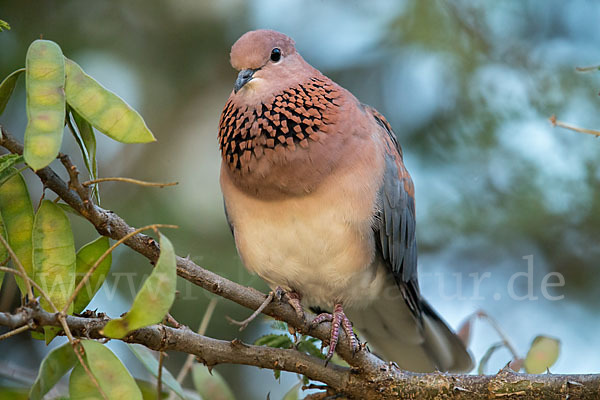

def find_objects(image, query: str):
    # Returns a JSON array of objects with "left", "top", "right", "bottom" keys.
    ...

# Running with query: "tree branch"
[
  {"left": 2, "top": 126, "right": 600, "bottom": 398},
  {"left": 2, "top": 306, "right": 600, "bottom": 399}
]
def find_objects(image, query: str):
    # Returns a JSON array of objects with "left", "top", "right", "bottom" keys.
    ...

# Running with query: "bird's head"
[
  {"left": 229, "top": 30, "right": 312, "bottom": 101},
  {"left": 220, "top": 30, "right": 345, "bottom": 196}
]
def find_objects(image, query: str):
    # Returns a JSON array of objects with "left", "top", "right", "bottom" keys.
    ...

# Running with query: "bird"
[{"left": 218, "top": 29, "right": 473, "bottom": 372}]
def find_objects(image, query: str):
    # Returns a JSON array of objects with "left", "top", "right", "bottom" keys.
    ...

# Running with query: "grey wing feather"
[{"left": 369, "top": 109, "right": 421, "bottom": 315}]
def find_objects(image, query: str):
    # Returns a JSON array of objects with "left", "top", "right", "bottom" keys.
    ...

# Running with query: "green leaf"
[
  {"left": 0, "top": 68, "right": 24, "bottom": 117},
  {"left": 0, "top": 170, "right": 34, "bottom": 296},
  {"left": 30, "top": 342, "right": 77, "bottom": 400},
  {"left": 71, "top": 108, "right": 99, "bottom": 203},
  {"left": 43, "top": 326, "right": 62, "bottom": 345},
  {"left": 282, "top": 383, "right": 301, "bottom": 400},
  {"left": 23, "top": 40, "right": 66, "bottom": 171},
  {"left": 192, "top": 364, "right": 235, "bottom": 400},
  {"left": 297, "top": 337, "right": 325, "bottom": 359},
  {"left": 254, "top": 334, "right": 293, "bottom": 349},
  {"left": 64, "top": 58, "right": 155, "bottom": 143},
  {"left": 524, "top": 335, "right": 560, "bottom": 374},
  {"left": 69, "top": 363, "right": 101, "bottom": 399},
  {"left": 102, "top": 233, "right": 176, "bottom": 338},
  {"left": 477, "top": 342, "right": 505, "bottom": 375},
  {"left": 69, "top": 340, "right": 142, "bottom": 400},
  {"left": 73, "top": 236, "right": 111, "bottom": 314},
  {"left": 33, "top": 200, "right": 76, "bottom": 314},
  {"left": 270, "top": 320, "right": 288, "bottom": 331},
  {"left": 0, "top": 154, "right": 24, "bottom": 178},
  {"left": 0, "top": 19, "right": 10, "bottom": 31},
  {"left": 127, "top": 344, "right": 186, "bottom": 400}
]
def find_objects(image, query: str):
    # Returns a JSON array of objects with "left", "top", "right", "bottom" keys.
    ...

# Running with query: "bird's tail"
[{"left": 348, "top": 285, "right": 473, "bottom": 372}]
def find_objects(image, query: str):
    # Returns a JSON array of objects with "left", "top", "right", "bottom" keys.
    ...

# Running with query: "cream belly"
[{"left": 221, "top": 163, "right": 387, "bottom": 308}]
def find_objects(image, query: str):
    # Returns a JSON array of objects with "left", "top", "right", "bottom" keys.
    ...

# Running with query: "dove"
[{"left": 218, "top": 29, "right": 472, "bottom": 372}]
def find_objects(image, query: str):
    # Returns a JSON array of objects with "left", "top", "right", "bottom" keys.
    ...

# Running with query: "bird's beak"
[{"left": 234, "top": 69, "right": 255, "bottom": 93}]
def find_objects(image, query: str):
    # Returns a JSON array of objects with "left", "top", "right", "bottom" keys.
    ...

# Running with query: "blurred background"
[{"left": 1, "top": 0, "right": 600, "bottom": 398}]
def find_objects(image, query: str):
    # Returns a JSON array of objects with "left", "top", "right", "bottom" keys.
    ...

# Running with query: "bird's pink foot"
[
  {"left": 274, "top": 287, "right": 305, "bottom": 321},
  {"left": 310, "top": 303, "right": 358, "bottom": 363}
]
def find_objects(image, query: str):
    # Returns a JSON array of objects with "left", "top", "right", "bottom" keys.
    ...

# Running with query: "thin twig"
[
  {"left": 61, "top": 223, "right": 179, "bottom": 314},
  {"left": 59, "top": 153, "right": 91, "bottom": 203},
  {"left": 173, "top": 298, "right": 218, "bottom": 390},
  {"left": 476, "top": 310, "right": 519, "bottom": 360},
  {"left": 0, "top": 234, "right": 34, "bottom": 301},
  {"left": 549, "top": 115, "right": 600, "bottom": 137},
  {"left": 82, "top": 177, "right": 179, "bottom": 188},
  {"left": 226, "top": 290, "right": 274, "bottom": 331},
  {"left": 198, "top": 298, "right": 218, "bottom": 337},
  {"left": 0, "top": 324, "right": 30, "bottom": 341},
  {"left": 575, "top": 65, "right": 600, "bottom": 72},
  {"left": 157, "top": 351, "right": 165, "bottom": 400}
]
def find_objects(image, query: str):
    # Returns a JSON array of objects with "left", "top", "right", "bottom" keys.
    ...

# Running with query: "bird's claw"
[
  {"left": 310, "top": 303, "right": 359, "bottom": 364},
  {"left": 273, "top": 287, "right": 305, "bottom": 322}
]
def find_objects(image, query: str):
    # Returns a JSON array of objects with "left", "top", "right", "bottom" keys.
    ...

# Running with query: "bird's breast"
[{"left": 220, "top": 136, "right": 387, "bottom": 307}]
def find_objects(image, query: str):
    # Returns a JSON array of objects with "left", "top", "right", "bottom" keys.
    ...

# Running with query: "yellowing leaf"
[
  {"left": 0, "top": 68, "right": 25, "bottom": 117},
  {"left": 102, "top": 233, "right": 176, "bottom": 338},
  {"left": 23, "top": 40, "right": 66, "bottom": 171},
  {"left": 33, "top": 200, "right": 76, "bottom": 313},
  {"left": 0, "top": 170, "right": 34, "bottom": 296},
  {"left": 30, "top": 342, "right": 77, "bottom": 400},
  {"left": 73, "top": 236, "right": 112, "bottom": 314},
  {"left": 524, "top": 335, "right": 560, "bottom": 374},
  {"left": 65, "top": 58, "right": 155, "bottom": 144},
  {"left": 73, "top": 340, "right": 142, "bottom": 400}
]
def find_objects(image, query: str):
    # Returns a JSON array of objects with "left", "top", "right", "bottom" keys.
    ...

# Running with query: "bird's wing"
[{"left": 365, "top": 105, "right": 422, "bottom": 317}]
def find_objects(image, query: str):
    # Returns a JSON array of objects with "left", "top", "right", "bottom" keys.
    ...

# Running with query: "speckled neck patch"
[{"left": 219, "top": 77, "right": 341, "bottom": 170}]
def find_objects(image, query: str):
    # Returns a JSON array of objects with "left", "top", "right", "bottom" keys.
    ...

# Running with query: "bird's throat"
[{"left": 218, "top": 77, "right": 342, "bottom": 173}]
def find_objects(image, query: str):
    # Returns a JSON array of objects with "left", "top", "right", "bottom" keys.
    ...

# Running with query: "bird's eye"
[{"left": 270, "top": 48, "right": 282, "bottom": 62}]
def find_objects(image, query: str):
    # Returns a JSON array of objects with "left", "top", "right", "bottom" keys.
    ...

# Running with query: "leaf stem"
[
  {"left": 549, "top": 115, "right": 600, "bottom": 137},
  {"left": 0, "top": 324, "right": 30, "bottom": 341},
  {"left": 82, "top": 177, "right": 178, "bottom": 188}
]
